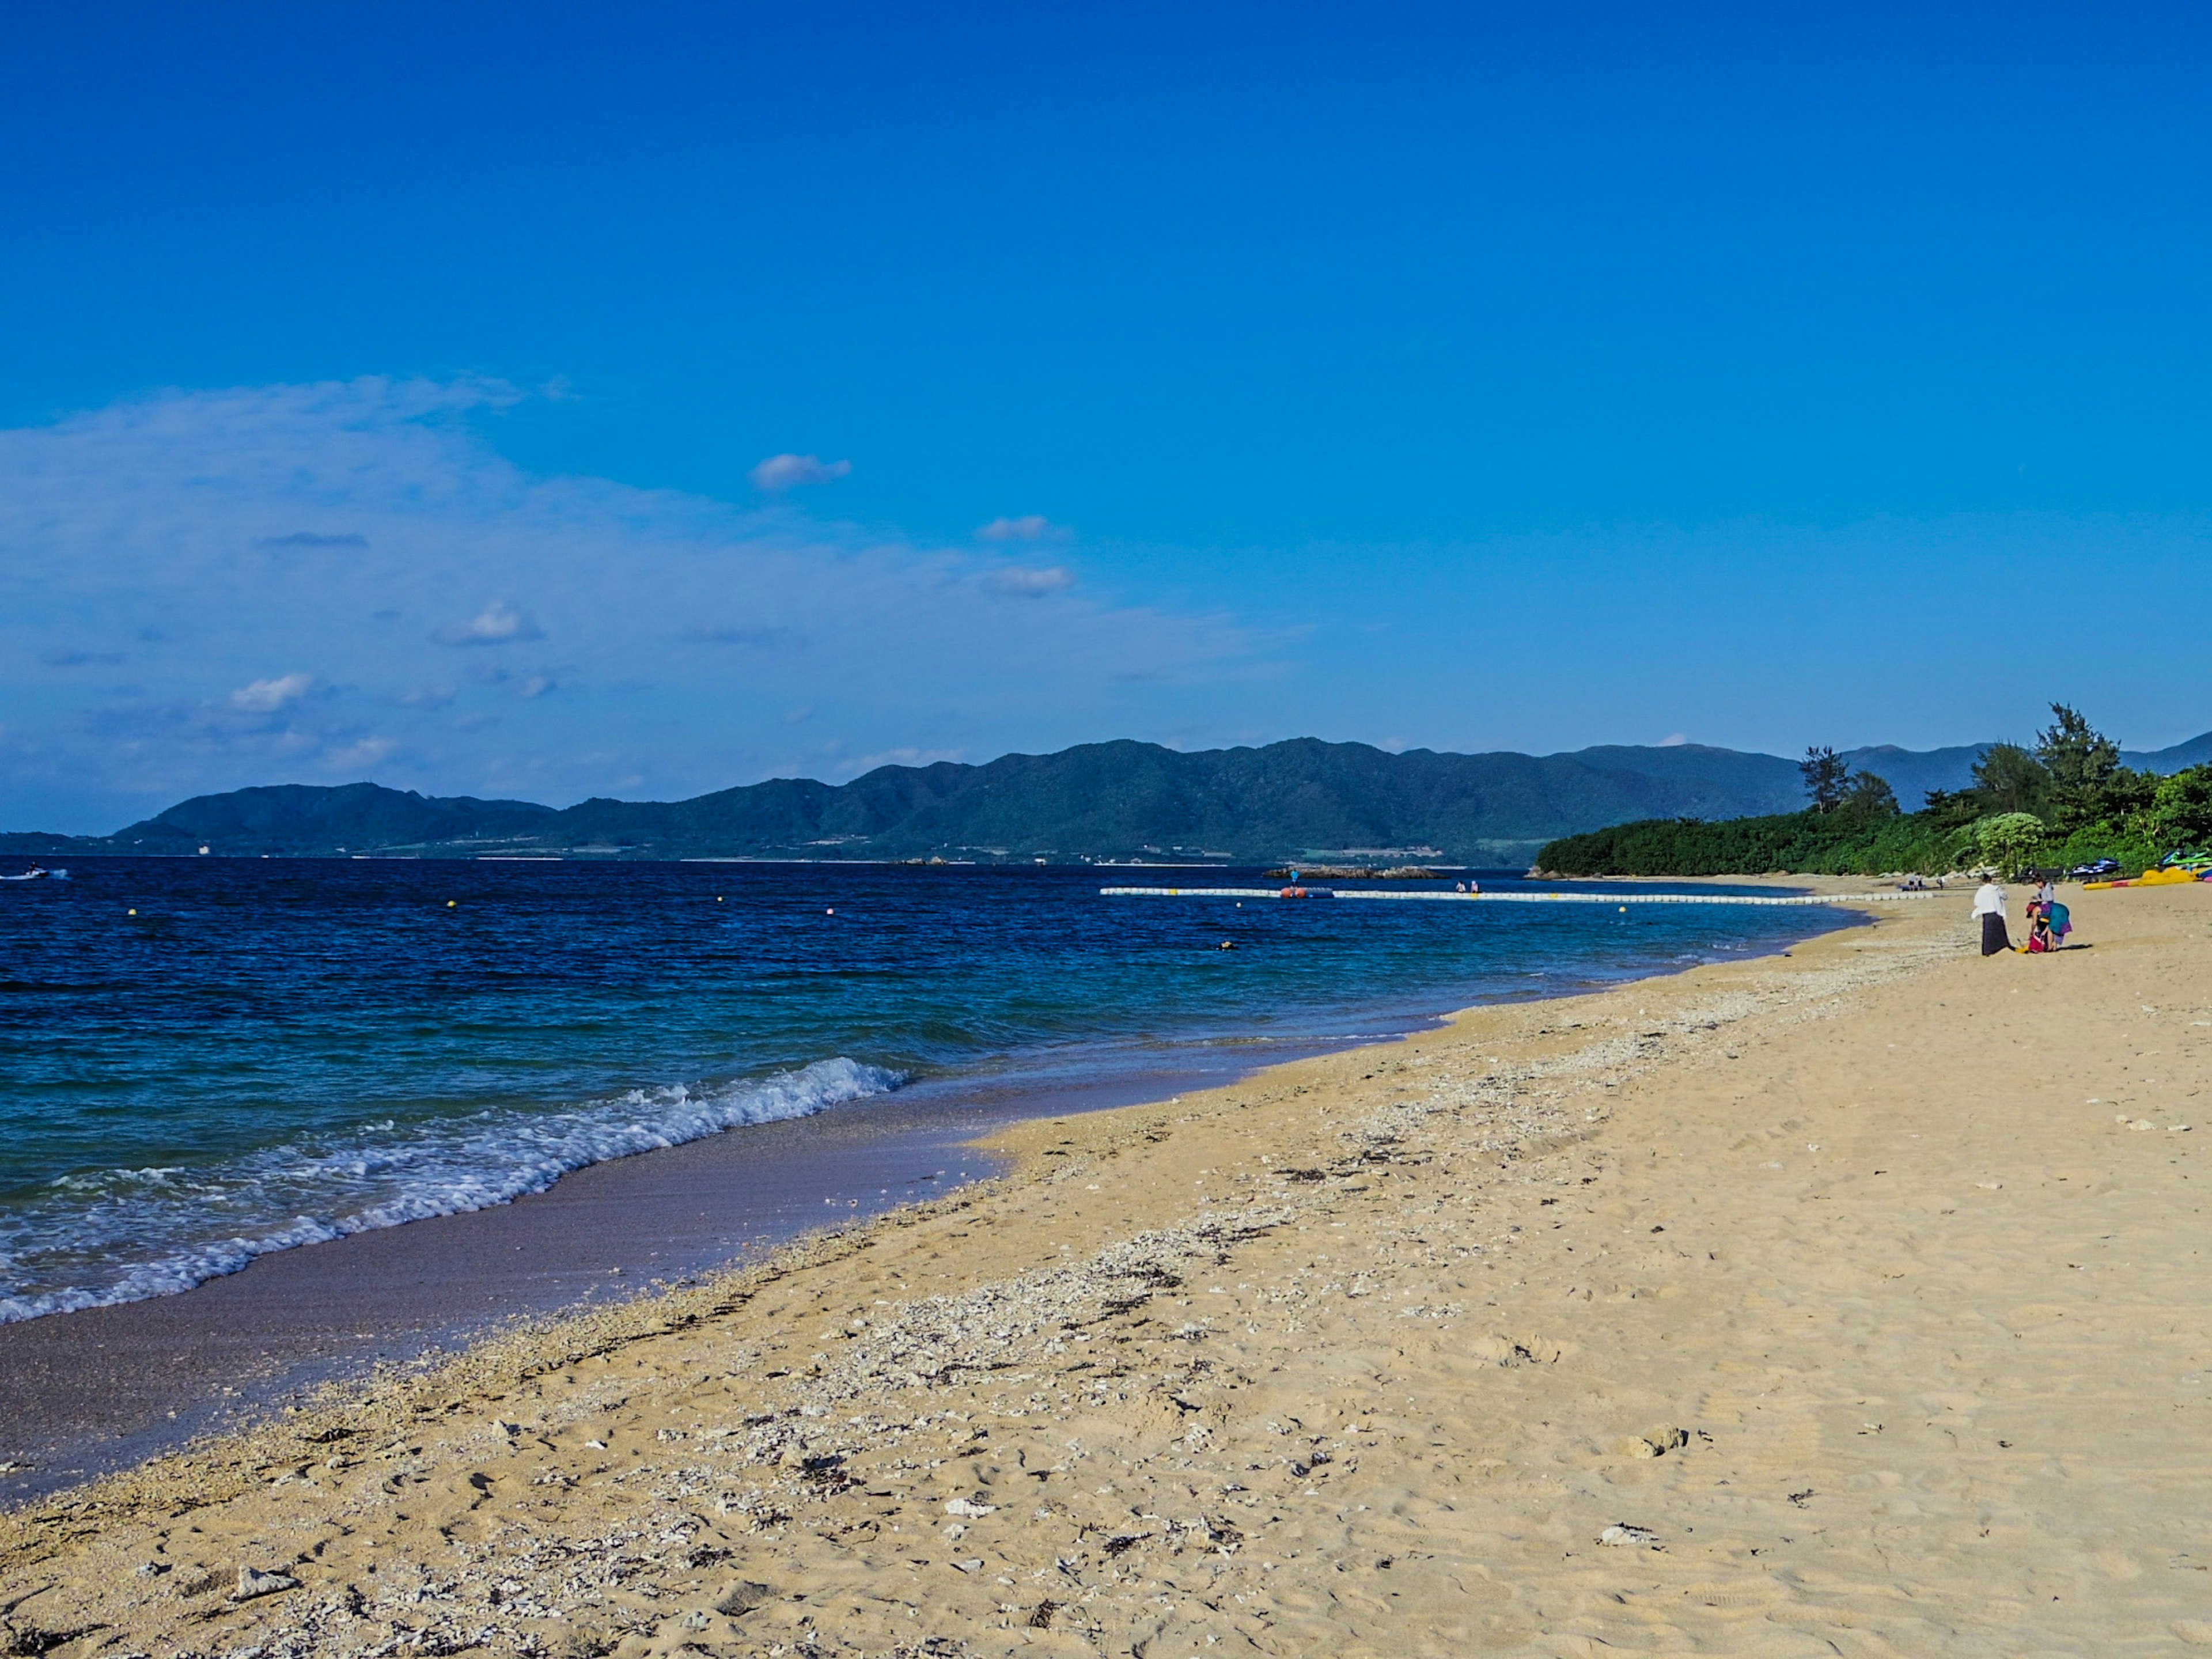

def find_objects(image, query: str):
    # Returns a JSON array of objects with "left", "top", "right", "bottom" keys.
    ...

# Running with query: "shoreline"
[
  {"left": 18, "top": 876, "right": 2200, "bottom": 1650},
  {"left": 0, "top": 1024, "right": 1414, "bottom": 1509},
  {"left": 0, "top": 888, "right": 1840, "bottom": 1506},
  {"left": 0, "top": 879, "right": 1885, "bottom": 1533}
]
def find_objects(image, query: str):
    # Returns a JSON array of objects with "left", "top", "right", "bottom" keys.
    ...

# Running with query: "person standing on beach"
[{"left": 1973, "top": 878, "right": 2012, "bottom": 955}]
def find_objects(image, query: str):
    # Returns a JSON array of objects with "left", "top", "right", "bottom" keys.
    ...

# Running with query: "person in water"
[{"left": 1972, "top": 878, "right": 2012, "bottom": 956}]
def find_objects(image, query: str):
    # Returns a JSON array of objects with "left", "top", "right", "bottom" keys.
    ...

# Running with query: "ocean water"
[{"left": 0, "top": 859, "right": 1850, "bottom": 1323}]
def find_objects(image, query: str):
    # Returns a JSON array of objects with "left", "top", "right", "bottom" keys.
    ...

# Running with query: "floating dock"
[{"left": 1099, "top": 887, "right": 1937, "bottom": 907}]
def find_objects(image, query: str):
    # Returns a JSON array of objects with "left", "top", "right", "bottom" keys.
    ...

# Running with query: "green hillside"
[
  {"left": 12, "top": 720, "right": 2207, "bottom": 867},
  {"left": 10, "top": 738, "right": 1815, "bottom": 863}
]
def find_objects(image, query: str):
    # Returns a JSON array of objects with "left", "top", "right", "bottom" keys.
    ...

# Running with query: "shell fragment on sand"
[
  {"left": 233, "top": 1566, "right": 300, "bottom": 1601},
  {"left": 711, "top": 1581, "right": 774, "bottom": 1618}
]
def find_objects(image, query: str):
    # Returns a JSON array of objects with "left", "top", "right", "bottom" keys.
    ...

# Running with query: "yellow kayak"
[{"left": 2084, "top": 868, "right": 2209, "bottom": 889}]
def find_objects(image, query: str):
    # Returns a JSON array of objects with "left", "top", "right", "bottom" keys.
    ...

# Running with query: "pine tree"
[{"left": 1800, "top": 746, "right": 1850, "bottom": 812}]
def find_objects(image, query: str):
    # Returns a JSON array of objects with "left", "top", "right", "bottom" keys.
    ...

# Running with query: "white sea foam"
[{"left": 0, "top": 1056, "right": 898, "bottom": 1324}]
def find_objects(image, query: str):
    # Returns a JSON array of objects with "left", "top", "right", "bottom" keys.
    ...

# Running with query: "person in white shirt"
[{"left": 1972, "top": 880, "right": 2011, "bottom": 956}]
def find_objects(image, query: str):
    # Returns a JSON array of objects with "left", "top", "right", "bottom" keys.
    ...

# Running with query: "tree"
[
  {"left": 2035, "top": 703, "right": 2123, "bottom": 832},
  {"left": 1841, "top": 771, "right": 1899, "bottom": 818},
  {"left": 1800, "top": 746, "right": 1850, "bottom": 812},
  {"left": 1974, "top": 812, "right": 2048, "bottom": 879},
  {"left": 1920, "top": 787, "right": 1982, "bottom": 830},
  {"left": 1971, "top": 743, "right": 2050, "bottom": 817},
  {"left": 2152, "top": 766, "right": 2212, "bottom": 852}
]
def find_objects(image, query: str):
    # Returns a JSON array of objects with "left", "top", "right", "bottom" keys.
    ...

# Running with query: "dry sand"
[{"left": 5, "top": 880, "right": 2210, "bottom": 1656}]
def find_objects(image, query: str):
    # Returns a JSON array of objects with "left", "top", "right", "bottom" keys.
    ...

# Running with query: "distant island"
[{"left": 7, "top": 724, "right": 2210, "bottom": 868}]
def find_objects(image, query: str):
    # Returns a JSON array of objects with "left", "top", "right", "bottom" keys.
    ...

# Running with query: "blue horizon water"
[{"left": 0, "top": 860, "right": 1852, "bottom": 1323}]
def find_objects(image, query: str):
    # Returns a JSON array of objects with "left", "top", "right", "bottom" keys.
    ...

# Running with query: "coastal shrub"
[
  {"left": 1536, "top": 808, "right": 1964, "bottom": 878},
  {"left": 2152, "top": 766, "right": 2212, "bottom": 853},
  {"left": 1972, "top": 812, "right": 2049, "bottom": 880},
  {"left": 1534, "top": 717, "right": 2210, "bottom": 881},
  {"left": 2049, "top": 823, "right": 2159, "bottom": 877}
]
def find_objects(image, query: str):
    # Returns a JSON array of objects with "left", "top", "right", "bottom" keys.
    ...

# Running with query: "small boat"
[{"left": 1, "top": 865, "right": 66, "bottom": 881}]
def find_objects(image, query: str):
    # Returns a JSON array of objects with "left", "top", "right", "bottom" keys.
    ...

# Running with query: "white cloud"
[
  {"left": 0, "top": 377, "right": 1253, "bottom": 828},
  {"left": 1658, "top": 732, "right": 1689, "bottom": 747},
  {"left": 324, "top": 736, "right": 395, "bottom": 770},
  {"left": 228, "top": 672, "right": 313, "bottom": 713},
  {"left": 977, "top": 514, "right": 1070, "bottom": 543},
  {"left": 433, "top": 601, "right": 543, "bottom": 647},
  {"left": 991, "top": 565, "right": 1075, "bottom": 597},
  {"left": 749, "top": 452, "right": 851, "bottom": 491}
]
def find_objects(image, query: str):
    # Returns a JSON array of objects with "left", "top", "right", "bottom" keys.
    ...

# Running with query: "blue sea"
[{"left": 0, "top": 859, "right": 1848, "bottom": 1324}]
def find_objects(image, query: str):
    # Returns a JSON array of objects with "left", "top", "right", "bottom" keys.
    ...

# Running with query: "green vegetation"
[{"left": 1540, "top": 704, "right": 2212, "bottom": 879}]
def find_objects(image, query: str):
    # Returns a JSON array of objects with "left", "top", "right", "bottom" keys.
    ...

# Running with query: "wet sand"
[
  {"left": 7, "top": 878, "right": 2210, "bottom": 1654},
  {"left": 0, "top": 1024, "right": 1406, "bottom": 1505}
]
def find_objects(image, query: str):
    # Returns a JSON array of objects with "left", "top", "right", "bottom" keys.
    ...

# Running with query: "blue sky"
[{"left": 5, "top": 2, "right": 2211, "bottom": 831}]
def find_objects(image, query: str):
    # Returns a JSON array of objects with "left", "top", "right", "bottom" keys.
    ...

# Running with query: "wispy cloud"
[
  {"left": 0, "top": 377, "right": 1254, "bottom": 830},
  {"left": 992, "top": 566, "right": 1075, "bottom": 597},
  {"left": 325, "top": 735, "right": 395, "bottom": 770},
  {"left": 749, "top": 452, "right": 851, "bottom": 491},
  {"left": 681, "top": 624, "right": 799, "bottom": 647},
  {"left": 228, "top": 672, "right": 313, "bottom": 713},
  {"left": 256, "top": 531, "right": 368, "bottom": 550},
  {"left": 977, "top": 514, "right": 1070, "bottom": 543},
  {"left": 433, "top": 602, "right": 543, "bottom": 647}
]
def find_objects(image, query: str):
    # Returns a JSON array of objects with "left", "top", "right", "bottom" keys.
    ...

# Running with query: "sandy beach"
[{"left": 5, "top": 878, "right": 2210, "bottom": 1655}]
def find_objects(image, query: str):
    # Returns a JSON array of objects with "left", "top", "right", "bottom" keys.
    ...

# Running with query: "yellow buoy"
[
  {"left": 448, "top": 900, "right": 457, "bottom": 908},
  {"left": 127, "top": 908, "right": 137, "bottom": 916}
]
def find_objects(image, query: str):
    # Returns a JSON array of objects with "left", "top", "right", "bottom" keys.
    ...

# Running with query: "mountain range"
[{"left": 7, "top": 732, "right": 2210, "bottom": 866}]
